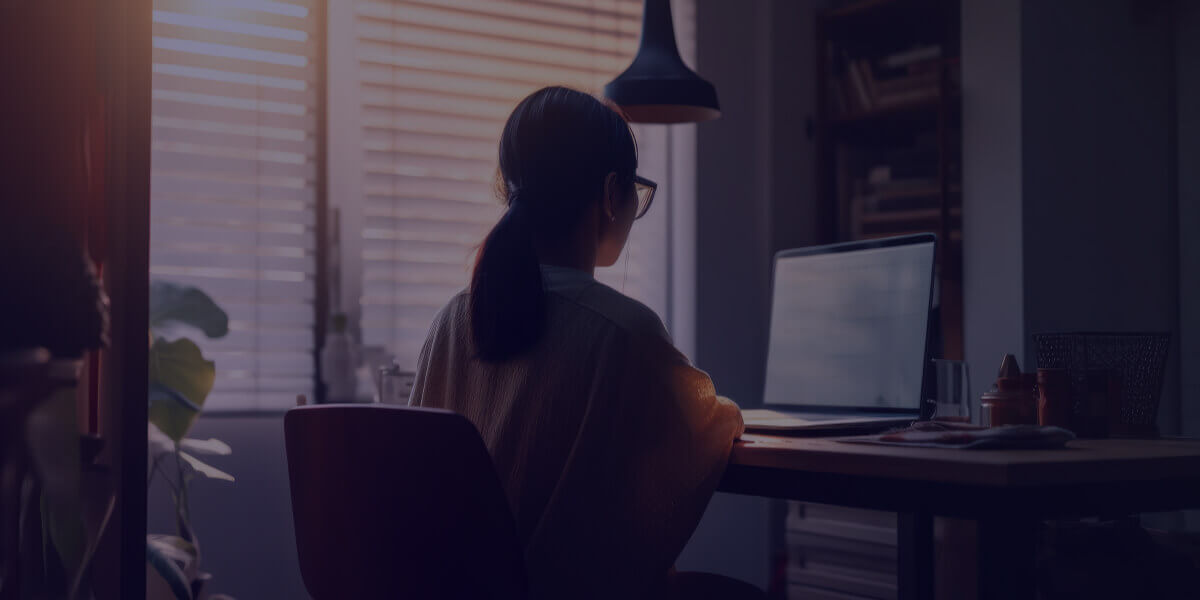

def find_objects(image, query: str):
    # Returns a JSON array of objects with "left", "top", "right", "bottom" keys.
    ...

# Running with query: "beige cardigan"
[{"left": 409, "top": 265, "right": 743, "bottom": 599}]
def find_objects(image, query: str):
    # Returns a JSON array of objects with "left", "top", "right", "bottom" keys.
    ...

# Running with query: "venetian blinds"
[
  {"left": 346, "top": 0, "right": 691, "bottom": 369},
  {"left": 149, "top": 0, "right": 318, "bottom": 410}
]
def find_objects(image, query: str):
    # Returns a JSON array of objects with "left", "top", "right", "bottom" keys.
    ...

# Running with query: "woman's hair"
[{"left": 469, "top": 86, "right": 637, "bottom": 362}]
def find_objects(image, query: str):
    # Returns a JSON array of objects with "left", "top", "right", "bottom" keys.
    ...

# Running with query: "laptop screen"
[{"left": 763, "top": 238, "right": 934, "bottom": 410}]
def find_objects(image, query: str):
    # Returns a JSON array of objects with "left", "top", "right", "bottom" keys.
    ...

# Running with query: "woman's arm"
[{"left": 523, "top": 333, "right": 743, "bottom": 599}]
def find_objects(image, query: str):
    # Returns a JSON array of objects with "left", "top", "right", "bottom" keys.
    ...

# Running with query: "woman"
[{"left": 409, "top": 86, "right": 755, "bottom": 599}]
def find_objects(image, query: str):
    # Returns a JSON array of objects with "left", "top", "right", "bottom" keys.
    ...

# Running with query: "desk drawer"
[
  {"left": 787, "top": 533, "right": 897, "bottom": 574},
  {"left": 788, "top": 582, "right": 892, "bottom": 600},
  {"left": 788, "top": 502, "right": 898, "bottom": 544},
  {"left": 792, "top": 502, "right": 898, "bottom": 530},
  {"left": 786, "top": 502, "right": 898, "bottom": 599},
  {"left": 787, "top": 561, "right": 897, "bottom": 600}
]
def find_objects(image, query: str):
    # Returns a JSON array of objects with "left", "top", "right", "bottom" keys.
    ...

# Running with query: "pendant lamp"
[{"left": 604, "top": 0, "right": 720, "bottom": 123}]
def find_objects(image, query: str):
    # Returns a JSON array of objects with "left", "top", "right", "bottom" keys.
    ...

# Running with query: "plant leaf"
[
  {"left": 150, "top": 534, "right": 200, "bottom": 589},
  {"left": 147, "top": 536, "right": 195, "bottom": 600},
  {"left": 148, "top": 385, "right": 201, "bottom": 443},
  {"left": 148, "top": 422, "right": 177, "bottom": 462},
  {"left": 26, "top": 385, "right": 86, "bottom": 578},
  {"left": 149, "top": 280, "right": 229, "bottom": 339},
  {"left": 179, "top": 452, "right": 235, "bottom": 482},
  {"left": 179, "top": 437, "right": 232, "bottom": 456},
  {"left": 147, "top": 534, "right": 197, "bottom": 564},
  {"left": 148, "top": 338, "right": 214, "bottom": 441}
]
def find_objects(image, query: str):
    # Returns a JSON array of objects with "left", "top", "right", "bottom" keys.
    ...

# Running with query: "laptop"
[{"left": 741, "top": 234, "right": 936, "bottom": 433}]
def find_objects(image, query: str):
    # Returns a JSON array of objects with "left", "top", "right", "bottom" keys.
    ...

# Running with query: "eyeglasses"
[{"left": 634, "top": 175, "right": 657, "bottom": 219}]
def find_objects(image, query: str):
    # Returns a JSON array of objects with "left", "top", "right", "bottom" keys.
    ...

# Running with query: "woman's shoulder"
[
  {"left": 432, "top": 283, "right": 671, "bottom": 346},
  {"left": 427, "top": 290, "right": 470, "bottom": 336},
  {"left": 548, "top": 279, "right": 671, "bottom": 344}
]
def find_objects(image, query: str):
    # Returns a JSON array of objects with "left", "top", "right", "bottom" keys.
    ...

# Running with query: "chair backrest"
[{"left": 284, "top": 404, "right": 527, "bottom": 599}]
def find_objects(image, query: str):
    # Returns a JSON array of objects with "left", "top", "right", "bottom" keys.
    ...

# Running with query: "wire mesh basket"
[{"left": 1033, "top": 332, "right": 1170, "bottom": 435}]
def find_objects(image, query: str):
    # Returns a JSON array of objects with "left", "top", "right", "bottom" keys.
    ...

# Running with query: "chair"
[{"left": 284, "top": 404, "right": 527, "bottom": 599}]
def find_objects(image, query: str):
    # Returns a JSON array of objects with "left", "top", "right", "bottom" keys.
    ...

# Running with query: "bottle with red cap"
[{"left": 979, "top": 354, "right": 1037, "bottom": 427}]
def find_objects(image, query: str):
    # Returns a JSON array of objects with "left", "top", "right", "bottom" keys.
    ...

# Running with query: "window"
[
  {"left": 149, "top": 0, "right": 319, "bottom": 410},
  {"left": 329, "top": 0, "right": 698, "bottom": 375}
]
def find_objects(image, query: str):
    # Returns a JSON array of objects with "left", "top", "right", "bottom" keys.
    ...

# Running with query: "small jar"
[
  {"left": 980, "top": 390, "right": 1023, "bottom": 427},
  {"left": 980, "top": 380, "right": 1036, "bottom": 427}
]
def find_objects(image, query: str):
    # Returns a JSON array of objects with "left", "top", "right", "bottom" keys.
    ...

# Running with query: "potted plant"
[{"left": 144, "top": 280, "right": 236, "bottom": 600}]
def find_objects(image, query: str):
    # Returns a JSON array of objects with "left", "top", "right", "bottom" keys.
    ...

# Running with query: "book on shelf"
[
  {"left": 863, "top": 177, "right": 943, "bottom": 197},
  {"left": 843, "top": 54, "right": 873, "bottom": 112},
  {"left": 837, "top": 55, "right": 942, "bottom": 116},
  {"left": 866, "top": 160, "right": 939, "bottom": 190},
  {"left": 874, "top": 87, "right": 939, "bottom": 109},
  {"left": 879, "top": 45, "right": 942, "bottom": 69},
  {"left": 865, "top": 165, "right": 895, "bottom": 185},
  {"left": 852, "top": 162, "right": 960, "bottom": 233},
  {"left": 858, "top": 59, "right": 941, "bottom": 109},
  {"left": 850, "top": 190, "right": 961, "bottom": 240},
  {"left": 857, "top": 175, "right": 958, "bottom": 207},
  {"left": 866, "top": 142, "right": 942, "bottom": 181},
  {"left": 874, "top": 56, "right": 942, "bottom": 79},
  {"left": 872, "top": 69, "right": 940, "bottom": 97}
]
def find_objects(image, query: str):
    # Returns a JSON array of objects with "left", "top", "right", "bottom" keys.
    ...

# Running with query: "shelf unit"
[
  {"left": 814, "top": 0, "right": 964, "bottom": 360},
  {"left": 786, "top": 2, "right": 963, "bottom": 599}
]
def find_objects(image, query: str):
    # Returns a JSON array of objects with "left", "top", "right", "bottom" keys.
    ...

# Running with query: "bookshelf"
[{"left": 814, "top": 0, "right": 964, "bottom": 360}]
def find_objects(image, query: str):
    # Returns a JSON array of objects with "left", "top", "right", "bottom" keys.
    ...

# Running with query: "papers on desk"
[{"left": 841, "top": 421, "right": 1076, "bottom": 450}]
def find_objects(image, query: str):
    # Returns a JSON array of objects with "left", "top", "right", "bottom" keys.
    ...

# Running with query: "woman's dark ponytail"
[
  {"left": 470, "top": 195, "right": 544, "bottom": 361},
  {"left": 469, "top": 86, "right": 636, "bottom": 362}
]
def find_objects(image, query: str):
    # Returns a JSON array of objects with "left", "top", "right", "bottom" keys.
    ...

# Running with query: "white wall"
[
  {"left": 1020, "top": 0, "right": 1180, "bottom": 431},
  {"left": 684, "top": 0, "right": 774, "bottom": 588},
  {"left": 961, "top": 0, "right": 1026, "bottom": 401},
  {"left": 768, "top": 1, "right": 821, "bottom": 253},
  {"left": 962, "top": 0, "right": 1184, "bottom": 433}
]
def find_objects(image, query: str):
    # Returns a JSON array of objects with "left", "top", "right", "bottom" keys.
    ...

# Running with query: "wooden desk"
[{"left": 718, "top": 434, "right": 1200, "bottom": 599}]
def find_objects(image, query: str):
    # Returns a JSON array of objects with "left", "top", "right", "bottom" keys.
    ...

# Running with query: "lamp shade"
[{"left": 604, "top": 0, "right": 720, "bottom": 124}]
